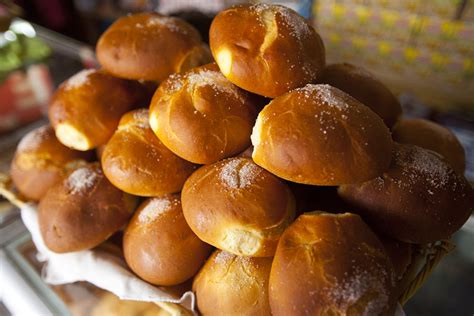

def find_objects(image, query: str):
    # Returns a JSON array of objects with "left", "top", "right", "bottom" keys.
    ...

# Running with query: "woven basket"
[{"left": 0, "top": 172, "right": 453, "bottom": 314}]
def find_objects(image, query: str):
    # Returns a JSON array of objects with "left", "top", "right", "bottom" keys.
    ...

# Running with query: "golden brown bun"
[
  {"left": 149, "top": 63, "right": 258, "bottom": 164},
  {"left": 182, "top": 157, "right": 295, "bottom": 257},
  {"left": 39, "top": 163, "right": 137, "bottom": 253},
  {"left": 338, "top": 143, "right": 474, "bottom": 243},
  {"left": 193, "top": 250, "right": 272, "bottom": 316},
  {"left": 210, "top": 4, "right": 325, "bottom": 97},
  {"left": 48, "top": 69, "right": 147, "bottom": 151},
  {"left": 102, "top": 109, "right": 196, "bottom": 196},
  {"left": 322, "top": 63, "right": 402, "bottom": 128},
  {"left": 10, "top": 125, "right": 92, "bottom": 201},
  {"left": 392, "top": 118, "right": 465, "bottom": 174},
  {"left": 251, "top": 84, "right": 393, "bottom": 185},
  {"left": 124, "top": 195, "right": 212, "bottom": 286},
  {"left": 269, "top": 212, "right": 396, "bottom": 316},
  {"left": 97, "top": 12, "right": 211, "bottom": 82}
]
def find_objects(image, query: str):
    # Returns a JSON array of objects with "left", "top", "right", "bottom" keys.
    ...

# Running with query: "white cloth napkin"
[{"left": 20, "top": 204, "right": 196, "bottom": 312}]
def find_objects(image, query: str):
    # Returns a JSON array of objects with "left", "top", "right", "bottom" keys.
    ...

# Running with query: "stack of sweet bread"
[{"left": 9, "top": 4, "right": 473, "bottom": 315}]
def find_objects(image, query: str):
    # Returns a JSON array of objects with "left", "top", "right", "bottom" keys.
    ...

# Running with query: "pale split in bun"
[
  {"left": 251, "top": 84, "right": 393, "bottom": 185},
  {"left": 48, "top": 69, "right": 147, "bottom": 151},
  {"left": 10, "top": 125, "right": 92, "bottom": 201},
  {"left": 338, "top": 143, "right": 474, "bottom": 243},
  {"left": 181, "top": 157, "right": 295, "bottom": 257},
  {"left": 322, "top": 63, "right": 402, "bottom": 128},
  {"left": 269, "top": 212, "right": 397, "bottom": 316},
  {"left": 210, "top": 3, "right": 325, "bottom": 97},
  {"left": 102, "top": 109, "right": 196, "bottom": 196},
  {"left": 193, "top": 250, "right": 272, "bottom": 316},
  {"left": 149, "top": 63, "right": 259, "bottom": 164},
  {"left": 124, "top": 195, "right": 212, "bottom": 286},
  {"left": 392, "top": 118, "right": 465, "bottom": 174},
  {"left": 39, "top": 163, "right": 138, "bottom": 253},
  {"left": 97, "top": 12, "right": 211, "bottom": 82}
]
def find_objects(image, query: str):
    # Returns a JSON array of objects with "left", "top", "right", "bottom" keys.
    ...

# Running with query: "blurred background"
[{"left": 0, "top": 1, "right": 473, "bottom": 316}]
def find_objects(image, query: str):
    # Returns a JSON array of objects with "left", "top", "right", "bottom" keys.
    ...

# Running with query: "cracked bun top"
[
  {"left": 210, "top": 4, "right": 325, "bottom": 97},
  {"left": 269, "top": 212, "right": 397, "bottom": 316},
  {"left": 48, "top": 69, "right": 147, "bottom": 151},
  {"left": 193, "top": 250, "right": 272, "bottom": 316},
  {"left": 97, "top": 12, "right": 211, "bottom": 82},
  {"left": 101, "top": 109, "right": 197, "bottom": 196},
  {"left": 181, "top": 157, "right": 295, "bottom": 257},
  {"left": 149, "top": 63, "right": 259, "bottom": 164},
  {"left": 251, "top": 84, "right": 393, "bottom": 185}
]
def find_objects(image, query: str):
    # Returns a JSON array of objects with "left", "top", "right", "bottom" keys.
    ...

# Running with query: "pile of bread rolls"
[{"left": 9, "top": 4, "right": 473, "bottom": 315}]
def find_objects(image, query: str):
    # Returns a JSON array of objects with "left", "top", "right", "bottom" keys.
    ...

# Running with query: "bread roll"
[
  {"left": 392, "top": 118, "right": 465, "bottom": 174},
  {"left": 193, "top": 250, "right": 272, "bottom": 316},
  {"left": 322, "top": 63, "right": 402, "bottom": 128},
  {"left": 48, "top": 69, "right": 147, "bottom": 151},
  {"left": 251, "top": 84, "right": 393, "bottom": 185},
  {"left": 149, "top": 63, "right": 259, "bottom": 164},
  {"left": 97, "top": 12, "right": 211, "bottom": 82},
  {"left": 39, "top": 163, "right": 137, "bottom": 253},
  {"left": 210, "top": 3, "right": 325, "bottom": 97},
  {"left": 338, "top": 143, "right": 474, "bottom": 243},
  {"left": 10, "top": 125, "right": 92, "bottom": 201},
  {"left": 101, "top": 109, "right": 196, "bottom": 196},
  {"left": 182, "top": 157, "right": 295, "bottom": 257},
  {"left": 124, "top": 195, "right": 212, "bottom": 286},
  {"left": 269, "top": 212, "right": 396, "bottom": 316},
  {"left": 378, "top": 235, "right": 413, "bottom": 282}
]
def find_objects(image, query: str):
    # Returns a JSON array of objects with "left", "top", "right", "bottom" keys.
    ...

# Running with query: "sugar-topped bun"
[
  {"left": 322, "top": 63, "right": 402, "bottom": 128},
  {"left": 182, "top": 157, "right": 295, "bottom": 257},
  {"left": 97, "top": 12, "right": 211, "bottom": 82},
  {"left": 39, "top": 163, "right": 137, "bottom": 253},
  {"left": 193, "top": 250, "right": 272, "bottom": 316},
  {"left": 392, "top": 118, "right": 465, "bottom": 174},
  {"left": 209, "top": 4, "right": 325, "bottom": 97},
  {"left": 124, "top": 195, "right": 212, "bottom": 286},
  {"left": 269, "top": 212, "right": 396, "bottom": 316},
  {"left": 251, "top": 84, "right": 393, "bottom": 185},
  {"left": 149, "top": 63, "right": 259, "bottom": 164},
  {"left": 10, "top": 125, "right": 92, "bottom": 201},
  {"left": 101, "top": 109, "right": 196, "bottom": 196},
  {"left": 48, "top": 69, "right": 147, "bottom": 151},
  {"left": 338, "top": 143, "right": 474, "bottom": 243}
]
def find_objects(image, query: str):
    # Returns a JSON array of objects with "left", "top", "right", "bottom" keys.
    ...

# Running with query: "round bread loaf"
[
  {"left": 39, "top": 163, "right": 137, "bottom": 253},
  {"left": 322, "top": 63, "right": 402, "bottom": 128},
  {"left": 392, "top": 118, "right": 465, "bottom": 174},
  {"left": 269, "top": 212, "right": 396, "bottom": 316},
  {"left": 251, "top": 84, "right": 393, "bottom": 185},
  {"left": 182, "top": 157, "right": 295, "bottom": 257},
  {"left": 48, "top": 69, "right": 147, "bottom": 151},
  {"left": 209, "top": 3, "right": 325, "bottom": 97},
  {"left": 10, "top": 125, "right": 92, "bottom": 201},
  {"left": 124, "top": 195, "right": 212, "bottom": 286},
  {"left": 97, "top": 12, "right": 211, "bottom": 82},
  {"left": 338, "top": 143, "right": 474, "bottom": 243},
  {"left": 101, "top": 109, "right": 196, "bottom": 196},
  {"left": 149, "top": 63, "right": 259, "bottom": 164},
  {"left": 193, "top": 250, "right": 272, "bottom": 316}
]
